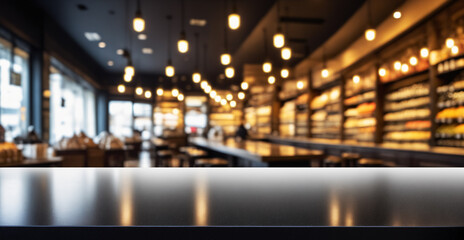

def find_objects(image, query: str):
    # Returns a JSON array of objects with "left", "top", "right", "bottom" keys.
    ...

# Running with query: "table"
[{"left": 190, "top": 137, "right": 324, "bottom": 166}]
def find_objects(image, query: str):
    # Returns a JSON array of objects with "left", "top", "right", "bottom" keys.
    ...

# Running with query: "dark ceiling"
[{"left": 27, "top": 0, "right": 367, "bottom": 87}]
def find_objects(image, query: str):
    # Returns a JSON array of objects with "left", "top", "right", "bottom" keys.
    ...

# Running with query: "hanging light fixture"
[
  {"left": 225, "top": 66, "right": 235, "bottom": 78},
  {"left": 352, "top": 75, "right": 360, "bottom": 84},
  {"left": 124, "top": 73, "right": 132, "bottom": 82},
  {"left": 210, "top": 90, "right": 217, "bottom": 98},
  {"left": 145, "top": 90, "right": 152, "bottom": 98},
  {"left": 268, "top": 76, "right": 276, "bottom": 84},
  {"left": 420, "top": 47, "right": 429, "bottom": 58},
  {"left": 117, "top": 84, "right": 126, "bottom": 93},
  {"left": 220, "top": 99, "right": 227, "bottom": 106},
  {"left": 192, "top": 33, "right": 201, "bottom": 83},
  {"left": 200, "top": 80, "right": 208, "bottom": 89},
  {"left": 238, "top": 92, "right": 245, "bottom": 100},
  {"left": 228, "top": 0, "right": 240, "bottom": 30},
  {"left": 124, "top": 58, "right": 135, "bottom": 77},
  {"left": 172, "top": 88, "right": 179, "bottom": 97},
  {"left": 378, "top": 68, "right": 387, "bottom": 77},
  {"left": 262, "top": 28, "right": 272, "bottom": 73},
  {"left": 178, "top": 93, "right": 184, "bottom": 101},
  {"left": 241, "top": 82, "right": 249, "bottom": 90},
  {"left": 262, "top": 61, "right": 272, "bottom": 73},
  {"left": 226, "top": 94, "right": 233, "bottom": 101},
  {"left": 446, "top": 38, "right": 455, "bottom": 48},
  {"left": 177, "top": 0, "right": 189, "bottom": 53},
  {"left": 133, "top": 0, "right": 145, "bottom": 32},
  {"left": 281, "top": 68, "right": 289, "bottom": 78},
  {"left": 165, "top": 15, "right": 175, "bottom": 77},
  {"left": 364, "top": 0, "right": 376, "bottom": 41},
  {"left": 393, "top": 61, "right": 402, "bottom": 71},
  {"left": 156, "top": 88, "right": 164, "bottom": 96},
  {"left": 297, "top": 80, "right": 304, "bottom": 90},
  {"left": 204, "top": 85, "right": 212, "bottom": 94},
  {"left": 215, "top": 96, "right": 221, "bottom": 103},
  {"left": 281, "top": 47, "right": 292, "bottom": 60},
  {"left": 135, "top": 86, "right": 143, "bottom": 95},
  {"left": 230, "top": 100, "right": 237, "bottom": 108},
  {"left": 273, "top": 1, "right": 285, "bottom": 48},
  {"left": 321, "top": 47, "right": 329, "bottom": 78},
  {"left": 409, "top": 56, "right": 418, "bottom": 66},
  {"left": 220, "top": 26, "right": 231, "bottom": 65}
]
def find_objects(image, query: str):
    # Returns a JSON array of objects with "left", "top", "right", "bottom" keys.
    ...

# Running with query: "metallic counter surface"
[{"left": 0, "top": 168, "right": 463, "bottom": 226}]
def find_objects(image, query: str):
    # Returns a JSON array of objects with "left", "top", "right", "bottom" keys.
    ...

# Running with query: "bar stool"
[
  {"left": 194, "top": 158, "right": 229, "bottom": 167},
  {"left": 357, "top": 158, "right": 384, "bottom": 167},
  {"left": 155, "top": 150, "right": 174, "bottom": 167},
  {"left": 341, "top": 152, "right": 361, "bottom": 167},
  {"left": 323, "top": 155, "right": 343, "bottom": 167}
]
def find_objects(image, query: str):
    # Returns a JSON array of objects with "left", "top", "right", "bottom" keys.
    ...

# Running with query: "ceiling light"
[
  {"left": 165, "top": 63, "right": 175, "bottom": 77},
  {"left": 446, "top": 38, "right": 455, "bottom": 48},
  {"left": 230, "top": 100, "right": 237, "bottom": 108},
  {"left": 125, "top": 64, "right": 135, "bottom": 77},
  {"left": 215, "top": 96, "right": 221, "bottom": 103},
  {"left": 241, "top": 82, "right": 249, "bottom": 90},
  {"left": 452, "top": 46, "right": 459, "bottom": 55},
  {"left": 135, "top": 86, "right": 143, "bottom": 95},
  {"left": 228, "top": 13, "right": 240, "bottom": 30},
  {"left": 142, "top": 48, "right": 153, "bottom": 54},
  {"left": 393, "top": 61, "right": 402, "bottom": 71},
  {"left": 225, "top": 67, "right": 235, "bottom": 78},
  {"left": 84, "top": 32, "right": 101, "bottom": 41},
  {"left": 393, "top": 11, "right": 401, "bottom": 19},
  {"left": 226, "top": 94, "right": 233, "bottom": 101},
  {"left": 281, "top": 68, "right": 289, "bottom": 78},
  {"left": 378, "top": 68, "right": 387, "bottom": 77},
  {"left": 124, "top": 73, "right": 132, "bottom": 82},
  {"left": 156, "top": 88, "right": 164, "bottom": 96},
  {"left": 117, "top": 84, "right": 125, "bottom": 93},
  {"left": 190, "top": 19, "right": 207, "bottom": 27},
  {"left": 205, "top": 85, "right": 212, "bottom": 93},
  {"left": 133, "top": 0, "right": 145, "bottom": 32},
  {"left": 281, "top": 47, "right": 292, "bottom": 60},
  {"left": 409, "top": 56, "right": 418, "bottom": 66},
  {"left": 365, "top": 28, "right": 376, "bottom": 41},
  {"left": 420, "top": 47, "right": 429, "bottom": 58},
  {"left": 297, "top": 80, "right": 304, "bottom": 90},
  {"left": 262, "top": 61, "right": 272, "bottom": 73},
  {"left": 401, "top": 63, "right": 409, "bottom": 73},
  {"left": 321, "top": 68, "right": 329, "bottom": 78},
  {"left": 145, "top": 90, "right": 152, "bottom": 98},
  {"left": 200, "top": 80, "right": 208, "bottom": 89},
  {"left": 117, "top": 49, "right": 124, "bottom": 55},
  {"left": 268, "top": 76, "right": 275, "bottom": 85},
  {"left": 210, "top": 90, "right": 217, "bottom": 98},
  {"left": 138, "top": 34, "right": 147, "bottom": 40},
  {"left": 352, "top": 75, "right": 360, "bottom": 84},
  {"left": 273, "top": 32, "right": 285, "bottom": 48},
  {"left": 238, "top": 92, "right": 245, "bottom": 100},
  {"left": 98, "top": 42, "right": 106, "bottom": 48},
  {"left": 107, "top": 61, "right": 114, "bottom": 66},
  {"left": 178, "top": 38, "right": 189, "bottom": 53},
  {"left": 221, "top": 53, "right": 231, "bottom": 65},
  {"left": 220, "top": 99, "right": 227, "bottom": 106},
  {"left": 178, "top": 93, "right": 184, "bottom": 101},
  {"left": 172, "top": 88, "right": 179, "bottom": 97},
  {"left": 192, "top": 72, "right": 201, "bottom": 83}
]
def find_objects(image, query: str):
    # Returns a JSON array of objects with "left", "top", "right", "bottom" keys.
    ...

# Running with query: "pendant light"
[
  {"left": 220, "top": 25, "right": 231, "bottom": 65},
  {"left": 177, "top": 0, "right": 189, "bottom": 53},
  {"left": 238, "top": 92, "right": 245, "bottom": 100},
  {"left": 268, "top": 75, "right": 276, "bottom": 85},
  {"left": 117, "top": 84, "right": 126, "bottom": 93},
  {"left": 281, "top": 67, "right": 289, "bottom": 78},
  {"left": 192, "top": 33, "right": 201, "bottom": 83},
  {"left": 135, "top": 86, "right": 143, "bottom": 95},
  {"left": 241, "top": 82, "right": 249, "bottom": 90},
  {"left": 230, "top": 100, "right": 237, "bottom": 108},
  {"left": 228, "top": 0, "right": 240, "bottom": 30},
  {"left": 262, "top": 28, "right": 272, "bottom": 73},
  {"left": 133, "top": 0, "right": 145, "bottom": 32},
  {"left": 321, "top": 47, "right": 329, "bottom": 78},
  {"left": 364, "top": 0, "right": 376, "bottom": 41},
  {"left": 165, "top": 15, "right": 175, "bottom": 77},
  {"left": 172, "top": 88, "right": 179, "bottom": 97},
  {"left": 273, "top": 1, "right": 285, "bottom": 48},
  {"left": 157, "top": 88, "right": 164, "bottom": 96},
  {"left": 144, "top": 90, "right": 152, "bottom": 99},
  {"left": 178, "top": 93, "right": 184, "bottom": 101},
  {"left": 225, "top": 66, "right": 235, "bottom": 78},
  {"left": 281, "top": 6, "right": 291, "bottom": 60}
]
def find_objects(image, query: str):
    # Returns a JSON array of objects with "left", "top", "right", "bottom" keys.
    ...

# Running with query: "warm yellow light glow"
[
  {"left": 200, "top": 81, "right": 208, "bottom": 89},
  {"left": 378, "top": 68, "right": 387, "bottom": 77},
  {"left": 409, "top": 56, "right": 418, "bottom": 66},
  {"left": 401, "top": 63, "right": 409, "bottom": 73},
  {"left": 393, "top": 11, "right": 401, "bottom": 19},
  {"left": 144, "top": 90, "right": 152, "bottom": 98},
  {"left": 352, "top": 75, "right": 360, "bottom": 84},
  {"left": 226, "top": 94, "right": 233, "bottom": 101},
  {"left": 133, "top": 17, "right": 145, "bottom": 32},
  {"left": 178, "top": 39, "right": 189, "bottom": 53},
  {"left": 220, "top": 99, "right": 227, "bottom": 106},
  {"left": 210, "top": 90, "right": 217, "bottom": 98},
  {"left": 156, "top": 88, "right": 164, "bottom": 96},
  {"left": 125, "top": 65, "right": 135, "bottom": 76},
  {"left": 43, "top": 89, "right": 51, "bottom": 98},
  {"left": 238, "top": 92, "right": 245, "bottom": 100},
  {"left": 281, "top": 68, "right": 289, "bottom": 78},
  {"left": 262, "top": 61, "right": 272, "bottom": 73},
  {"left": 393, "top": 61, "right": 402, "bottom": 71},
  {"left": 124, "top": 73, "right": 132, "bottom": 82},
  {"left": 173, "top": 108, "right": 179, "bottom": 115},
  {"left": 297, "top": 81, "right": 304, "bottom": 90},
  {"left": 221, "top": 53, "right": 231, "bottom": 65},
  {"left": 281, "top": 47, "right": 292, "bottom": 60},
  {"left": 165, "top": 65, "right": 175, "bottom": 77},
  {"left": 98, "top": 42, "right": 106, "bottom": 48},
  {"left": 117, "top": 84, "right": 125, "bottom": 93},
  {"left": 192, "top": 72, "right": 201, "bottom": 83},
  {"left": 420, "top": 47, "right": 429, "bottom": 58},
  {"left": 225, "top": 67, "right": 235, "bottom": 78},
  {"left": 446, "top": 38, "right": 455, "bottom": 48},
  {"left": 268, "top": 76, "right": 276, "bottom": 84},
  {"left": 215, "top": 96, "right": 221, "bottom": 103},
  {"left": 241, "top": 82, "right": 249, "bottom": 90},
  {"left": 172, "top": 88, "right": 179, "bottom": 97},
  {"left": 321, "top": 68, "right": 329, "bottom": 78},
  {"left": 135, "top": 87, "right": 143, "bottom": 95},
  {"left": 273, "top": 32, "right": 285, "bottom": 48},
  {"left": 204, "top": 85, "right": 212, "bottom": 94},
  {"left": 228, "top": 13, "right": 240, "bottom": 30},
  {"left": 451, "top": 46, "right": 459, "bottom": 55},
  {"left": 230, "top": 100, "right": 237, "bottom": 108},
  {"left": 177, "top": 93, "right": 184, "bottom": 101},
  {"left": 365, "top": 28, "right": 376, "bottom": 41}
]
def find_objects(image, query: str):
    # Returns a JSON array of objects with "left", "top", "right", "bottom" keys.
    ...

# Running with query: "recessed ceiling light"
[
  {"left": 138, "top": 34, "right": 147, "bottom": 40},
  {"left": 190, "top": 19, "right": 207, "bottom": 27},
  {"left": 84, "top": 32, "right": 101, "bottom": 41},
  {"left": 98, "top": 42, "right": 106, "bottom": 48},
  {"left": 142, "top": 48, "right": 153, "bottom": 54},
  {"left": 116, "top": 49, "right": 124, "bottom": 55},
  {"left": 107, "top": 60, "right": 114, "bottom": 66}
]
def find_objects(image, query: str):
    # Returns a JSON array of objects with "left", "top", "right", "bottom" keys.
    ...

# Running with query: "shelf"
[
  {"left": 382, "top": 69, "right": 429, "bottom": 85},
  {"left": 345, "top": 88, "right": 375, "bottom": 98},
  {"left": 435, "top": 133, "right": 464, "bottom": 139},
  {"left": 312, "top": 78, "right": 341, "bottom": 91},
  {"left": 437, "top": 101, "right": 464, "bottom": 109},
  {"left": 344, "top": 98, "right": 374, "bottom": 107},
  {"left": 435, "top": 118, "right": 464, "bottom": 124},
  {"left": 385, "top": 92, "right": 429, "bottom": 102},
  {"left": 433, "top": 53, "right": 464, "bottom": 67},
  {"left": 384, "top": 117, "right": 431, "bottom": 122},
  {"left": 383, "top": 128, "right": 430, "bottom": 132},
  {"left": 384, "top": 103, "right": 430, "bottom": 113}
]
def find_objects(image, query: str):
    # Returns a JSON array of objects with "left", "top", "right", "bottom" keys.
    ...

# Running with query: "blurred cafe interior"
[{"left": 0, "top": 0, "right": 464, "bottom": 168}]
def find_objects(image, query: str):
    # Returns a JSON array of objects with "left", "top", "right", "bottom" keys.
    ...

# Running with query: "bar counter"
[{"left": 266, "top": 136, "right": 464, "bottom": 166}]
